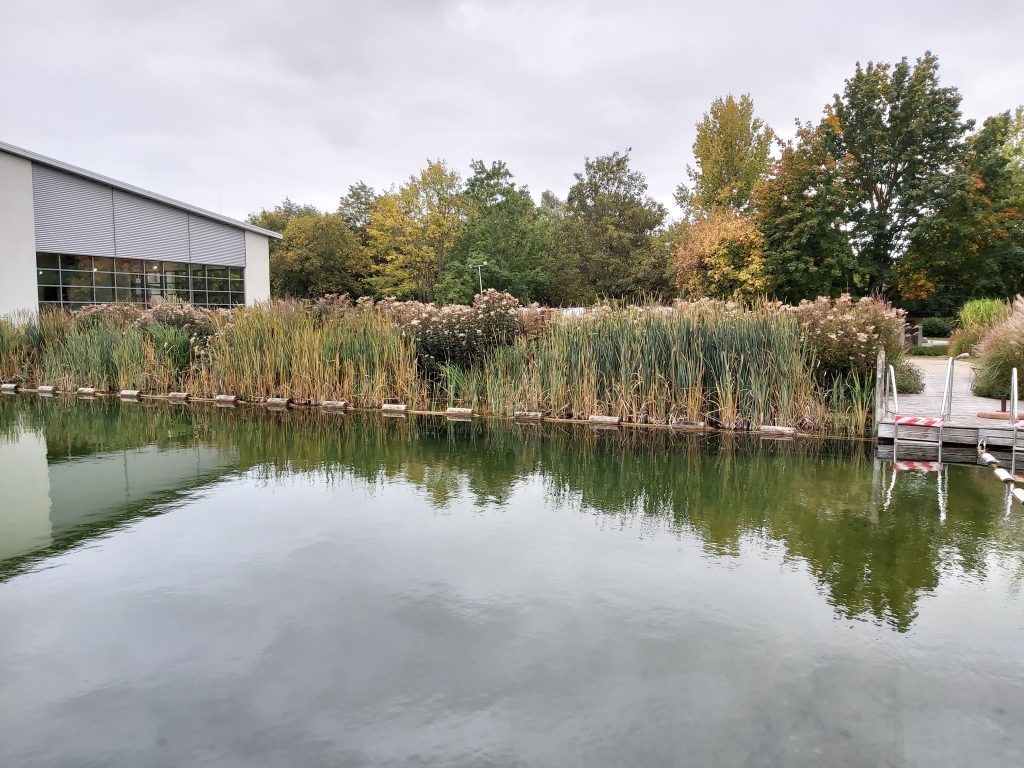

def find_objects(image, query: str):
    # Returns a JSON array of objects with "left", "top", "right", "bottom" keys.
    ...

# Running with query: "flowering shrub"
[
  {"left": 73, "top": 302, "right": 146, "bottom": 326},
  {"left": 141, "top": 302, "right": 215, "bottom": 335},
  {"left": 388, "top": 289, "right": 523, "bottom": 372},
  {"left": 786, "top": 295, "right": 904, "bottom": 375},
  {"left": 308, "top": 293, "right": 356, "bottom": 321}
]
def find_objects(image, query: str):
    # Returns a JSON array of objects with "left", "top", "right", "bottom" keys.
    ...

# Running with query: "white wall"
[
  {"left": 0, "top": 152, "right": 38, "bottom": 318},
  {"left": 0, "top": 426, "right": 52, "bottom": 560},
  {"left": 244, "top": 231, "right": 271, "bottom": 305}
]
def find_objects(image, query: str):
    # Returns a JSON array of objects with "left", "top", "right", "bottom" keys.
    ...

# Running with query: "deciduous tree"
[
  {"left": 435, "top": 161, "right": 558, "bottom": 304},
  {"left": 366, "top": 160, "right": 465, "bottom": 300},
  {"left": 273, "top": 212, "right": 371, "bottom": 298},
  {"left": 675, "top": 94, "right": 774, "bottom": 217},
  {"left": 822, "top": 52, "right": 971, "bottom": 291},
  {"left": 563, "top": 149, "right": 667, "bottom": 300},
  {"left": 674, "top": 210, "right": 766, "bottom": 300},
  {"left": 899, "top": 108, "right": 1024, "bottom": 311},
  {"left": 753, "top": 122, "right": 859, "bottom": 301}
]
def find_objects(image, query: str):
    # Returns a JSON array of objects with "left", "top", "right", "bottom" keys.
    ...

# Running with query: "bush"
[
  {"left": 972, "top": 297, "right": 1024, "bottom": 400},
  {"left": 921, "top": 316, "right": 956, "bottom": 337},
  {"left": 950, "top": 299, "right": 1010, "bottom": 358},
  {"left": 959, "top": 299, "right": 1009, "bottom": 331},
  {"left": 908, "top": 343, "right": 949, "bottom": 357},
  {"left": 893, "top": 358, "right": 925, "bottom": 394},
  {"left": 391, "top": 289, "right": 523, "bottom": 373},
  {"left": 949, "top": 329, "right": 980, "bottom": 357},
  {"left": 787, "top": 294, "right": 904, "bottom": 376}
]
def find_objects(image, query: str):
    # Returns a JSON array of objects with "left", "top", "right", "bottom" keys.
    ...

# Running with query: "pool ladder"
[{"left": 884, "top": 357, "right": 954, "bottom": 464}]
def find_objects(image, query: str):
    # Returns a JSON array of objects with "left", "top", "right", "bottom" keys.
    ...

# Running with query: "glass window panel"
[
  {"left": 207, "top": 277, "right": 228, "bottom": 292},
  {"left": 116, "top": 288, "right": 146, "bottom": 303},
  {"left": 145, "top": 261, "right": 162, "bottom": 275},
  {"left": 116, "top": 273, "right": 145, "bottom": 289},
  {"left": 190, "top": 277, "right": 207, "bottom": 291},
  {"left": 61, "top": 255, "right": 92, "bottom": 270},
  {"left": 205, "top": 267, "right": 227, "bottom": 279},
  {"left": 145, "top": 272, "right": 162, "bottom": 289},
  {"left": 189, "top": 264, "right": 206, "bottom": 277},
  {"left": 166, "top": 289, "right": 190, "bottom": 301},
  {"left": 64, "top": 287, "right": 94, "bottom": 303},
  {"left": 94, "top": 272, "right": 115, "bottom": 288},
  {"left": 229, "top": 294, "right": 244, "bottom": 306},
  {"left": 36, "top": 253, "right": 60, "bottom": 269},
  {"left": 39, "top": 302, "right": 62, "bottom": 311},
  {"left": 146, "top": 288, "right": 164, "bottom": 300},
  {"left": 94, "top": 287, "right": 115, "bottom": 302},
  {"left": 66, "top": 302, "right": 90, "bottom": 310},
  {"left": 162, "top": 261, "right": 189, "bottom": 276},
  {"left": 38, "top": 286, "right": 62, "bottom": 302},
  {"left": 115, "top": 258, "right": 143, "bottom": 274},
  {"left": 208, "top": 292, "right": 229, "bottom": 306},
  {"left": 191, "top": 290, "right": 208, "bottom": 305},
  {"left": 165, "top": 275, "right": 189, "bottom": 290},
  {"left": 62, "top": 271, "right": 94, "bottom": 288},
  {"left": 36, "top": 268, "right": 60, "bottom": 286},
  {"left": 92, "top": 256, "right": 114, "bottom": 272},
  {"left": 228, "top": 267, "right": 244, "bottom": 280}
]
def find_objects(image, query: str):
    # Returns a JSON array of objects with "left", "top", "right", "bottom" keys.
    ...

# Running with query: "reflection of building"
[
  {"left": 0, "top": 141, "right": 280, "bottom": 317},
  {"left": 0, "top": 424, "right": 237, "bottom": 563}
]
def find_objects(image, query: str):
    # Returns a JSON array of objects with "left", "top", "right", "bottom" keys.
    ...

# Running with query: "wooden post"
[{"left": 874, "top": 347, "right": 887, "bottom": 433}]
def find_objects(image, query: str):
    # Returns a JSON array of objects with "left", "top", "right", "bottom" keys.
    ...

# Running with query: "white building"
[{"left": 0, "top": 141, "right": 280, "bottom": 317}]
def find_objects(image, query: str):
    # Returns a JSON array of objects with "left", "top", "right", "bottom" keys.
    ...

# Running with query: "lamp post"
[{"left": 469, "top": 261, "right": 487, "bottom": 296}]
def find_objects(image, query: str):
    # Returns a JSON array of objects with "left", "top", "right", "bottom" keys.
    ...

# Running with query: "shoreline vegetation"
[{"left": 0, "top": 291, "right": 912, "bottom": 438}]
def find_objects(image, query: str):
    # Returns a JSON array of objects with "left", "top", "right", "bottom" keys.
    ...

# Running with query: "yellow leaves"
[
  {"left": 366, "top": 160, "right": 467, "bottom": 301},
  {"left": 673, "top": 210, "right": 766, "bottom": 301}
]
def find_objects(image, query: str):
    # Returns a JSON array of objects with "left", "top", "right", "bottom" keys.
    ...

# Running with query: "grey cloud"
[{"left": 1, "top": 0, "right": 1021, "bottom": 222}]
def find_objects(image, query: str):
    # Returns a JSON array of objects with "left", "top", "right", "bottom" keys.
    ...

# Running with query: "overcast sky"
[{"left": 2, "top": 0, "right": 1021, "bottom": 224}]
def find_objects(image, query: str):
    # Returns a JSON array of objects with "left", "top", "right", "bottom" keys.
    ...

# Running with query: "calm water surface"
[{"left": 1, "top": 396, "right": 1023, "bottom": 767}]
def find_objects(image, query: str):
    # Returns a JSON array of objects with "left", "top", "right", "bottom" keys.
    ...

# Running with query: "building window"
[{"left": 36, "top": 253, "right": 244, "bottom": 310}]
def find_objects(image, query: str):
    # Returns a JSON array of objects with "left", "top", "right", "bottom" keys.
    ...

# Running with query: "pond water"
[{"left": 1, "top": 397, "right": 1023, "bottom": 767}]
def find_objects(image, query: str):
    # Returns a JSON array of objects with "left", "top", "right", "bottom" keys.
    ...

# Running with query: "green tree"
[
  {"left": 822, "top": 52, "right": 972, "bottom": 291},
  {"left": 753, "top": 122, "right": 859, "bottom": 301},
  {"left": 338, "top": 182, "right": 378, "bottom": 246},
  {"left": 272, "top": 212, "right": 371, "bottom": 298},
  {"left": 899, "top": 108, "right": 1024, "bottom": 311},
  {"left": 248, "top": 198, "right": 321, "bottom": 260},
  {"left": 366, "top": 160, "right": 466, "bottom": 300},
  {"left": 676, "top": 93, "right": 775, "bottom": 217},
  {"left": 435, "top": 161, "right": 558, "bottom": 304},
  {"left": 563, "top": 149, "right": 667, "bottom": 300}
]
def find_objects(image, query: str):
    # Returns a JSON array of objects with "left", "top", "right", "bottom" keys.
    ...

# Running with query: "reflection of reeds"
[{"left": 4, "top": 394, "right": 1019, "bottom": 632}]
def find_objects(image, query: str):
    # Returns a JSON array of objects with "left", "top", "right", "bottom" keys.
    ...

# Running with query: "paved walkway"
[{"left": 895, "top": 356, "right": 1008, "bottom": 427}]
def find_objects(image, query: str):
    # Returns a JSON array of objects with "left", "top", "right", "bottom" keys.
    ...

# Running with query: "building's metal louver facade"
[
  {"left": 113, "top": 191, "right": 190, "bottom": 262},
  {"left": 32, "top": 165, "right": 115, "bottom": 257},
  {"left": 32, "top": 165, "right": 247, "bottom": 267},
  {"left": 187, "top": 215, "right": 245, "bottom": 266}
]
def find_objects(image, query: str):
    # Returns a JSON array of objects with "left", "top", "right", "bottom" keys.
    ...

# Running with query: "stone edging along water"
[{"left": 2, "top": 384, "right": 865, "bottom": 441}]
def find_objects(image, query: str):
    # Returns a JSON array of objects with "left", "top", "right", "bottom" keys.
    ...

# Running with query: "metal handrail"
[
  {"left": 886, "top": 364, "right": 899, "bottom": 416},
  {"left": 1012, "top": 368, "right": 1019, "bottom": 423},
  {"left": 1013, "top": 368, "right": 1020, "bottom": 475},
  {"left": 941, "top": 357, "right": 955, "bottom": 420}
]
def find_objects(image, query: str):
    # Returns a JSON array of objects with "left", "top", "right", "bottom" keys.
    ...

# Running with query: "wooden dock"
[{"left": 875, "top": 355, "right": 1019, "bottom": 465}]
